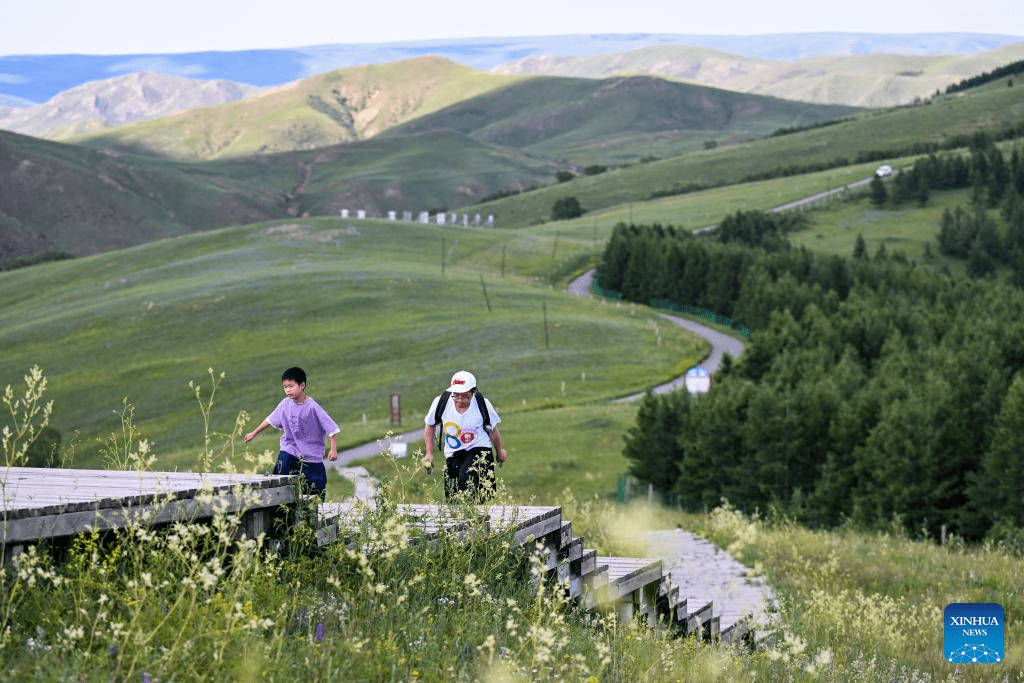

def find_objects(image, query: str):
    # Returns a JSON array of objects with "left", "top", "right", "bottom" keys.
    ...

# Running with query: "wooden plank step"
[
  {"left": 483, "top": 505, "right": 563, "bottom": 546},
  {"left": 1, "top": 468, "right": 296, "bottom": 546},
  {"left": 681, "top": 599, "right": 715, "bottom": 635},
  {"left": 600, "top": 556, "right": 663, "bottom": 601}
]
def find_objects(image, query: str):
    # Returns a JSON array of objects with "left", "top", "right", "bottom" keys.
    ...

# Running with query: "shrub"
[{"left": 551, "top": 197, "right": 583, "bottom": 220}]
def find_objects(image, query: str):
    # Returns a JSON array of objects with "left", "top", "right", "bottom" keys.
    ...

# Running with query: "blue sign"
[{"left": 944, "top": 603, "right": 1004, "bottom": 663}]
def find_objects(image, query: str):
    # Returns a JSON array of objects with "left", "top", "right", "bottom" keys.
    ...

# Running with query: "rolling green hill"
[
  {"left": 205, "top": 129, "right": 561, "bottom": 217},
  {"left": 0, "top": 127, "right": 559, "bottom": 261},
  {"left": 0, "top": 129, "right": 284, "bottom": 259},
  {"left": 4, "top": 58, "right": 1021, "bottom": 264},
  {"left": 69, "top": 57, "right": 862, "bottom": 168},
  {"left": 384, "top": 75, "right": 861, "bottom": 165},
  {"left": 0, "top": 216, "right": 705, "bottom": 468},
  {"left": 471, "top": 73, "right": 1024, "bottom": 227},
  {"left": 72, "top": 57, "right": 519, "bottom": 161}
]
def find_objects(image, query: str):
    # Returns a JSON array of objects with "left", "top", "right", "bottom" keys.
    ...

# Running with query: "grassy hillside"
[
  {"left": 385, "top": 75, "right": 860, "bottom": 165},
  {"left": 0, "top": 129, "right": 284, "bottom": 259},
  {"left": 0, "top": 216, "right": 705, "bottom": 468},
  {"left": 5, "top": 57, "right": 1019, "bottom": 264},
  {"left": 206, "top": 129, "right": 561, "bottom": 216},
  {"left": 0, "top": 127, "right": 560, "bottom": 262},
  {"left": 70, "top": 60, "right": 862, "bottom": 168},
  {"left": 470, "top": 74, "right": 1024, "bottom": 227},
  {"left": 72, "top": 57, "right": 519, "bottom": 160}
]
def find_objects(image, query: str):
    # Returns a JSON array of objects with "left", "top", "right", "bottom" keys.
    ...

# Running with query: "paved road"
[
  {"left": 328, "top": 429, "right": 424, "bottom": 469},
  {"left": 567, "top": 269, "right": 746, "bottom": 402}
]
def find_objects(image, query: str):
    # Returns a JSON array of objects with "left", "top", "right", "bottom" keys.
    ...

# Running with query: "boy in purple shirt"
[{"left": 243, "top": 367, "right": 339, "bottom": 498}]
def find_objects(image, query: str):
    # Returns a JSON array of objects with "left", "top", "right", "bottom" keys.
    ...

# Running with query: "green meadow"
[
  {"left": 0, "top": 217, "right": 705, "bottom": 470},
  {"left": 788, "top": 188, "right": 975, "bottom": 264},
  {"left": 5, "top": 62, "right": 1024, "bottom": 680}
]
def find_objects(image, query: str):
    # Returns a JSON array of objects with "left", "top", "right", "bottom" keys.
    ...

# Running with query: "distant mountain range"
[
  {"left": 492, "top": 41, "right": 1024, "bottom": 107},
  {"left": 61, "top": 57, "right": 860, "bottom": 164},
  {"left": 2, "top": 32, "right": 1020, "bottom": 104},
  {"left": 3, "top": 32, "right": 1024, "bottom": 265},
  {"left": 0, "top": 72, "right": 264, "bottom": 138},
  {"left": 3, "top": 33, "right": 1022, "bottom": 143},
  {"left": 2, "top": 48, "right": 1021, "bottom": 264}
]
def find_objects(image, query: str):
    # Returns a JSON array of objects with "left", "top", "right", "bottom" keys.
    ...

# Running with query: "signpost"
[
  {"left": 684, "top": 366, "right": 712, "bottom": 395},
  {"left": 390, "top": 393, "right": 401, "bottom": 426}
]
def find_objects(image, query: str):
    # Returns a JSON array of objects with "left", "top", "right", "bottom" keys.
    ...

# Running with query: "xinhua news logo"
[{"left": 944, "top": 603, "right": 1004, "bottom": 663}]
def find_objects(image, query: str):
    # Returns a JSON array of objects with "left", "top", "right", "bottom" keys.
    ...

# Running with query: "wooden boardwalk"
[
  {"left": 318, "top": 501, "right": 758, "bottom": 643},
  {"left": 1, "top": 467, "right": 766, "bottom": 644},
  {"left": 0, "top": 467, "right": 296, "bottom": 556}
]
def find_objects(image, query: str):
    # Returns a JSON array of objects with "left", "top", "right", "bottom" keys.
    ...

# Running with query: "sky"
[{"left": 2, "top": 0, "right": 1023, "bottom": 56}]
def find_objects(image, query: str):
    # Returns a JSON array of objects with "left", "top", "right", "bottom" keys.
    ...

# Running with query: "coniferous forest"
[{"left": 598, "top": 143, "right": 1024, "bottom": 541}]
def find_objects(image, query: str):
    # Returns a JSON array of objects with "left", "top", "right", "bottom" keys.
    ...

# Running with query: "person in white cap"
[{"left": 423, "top": 370, "right": 507, "bottom": 501}]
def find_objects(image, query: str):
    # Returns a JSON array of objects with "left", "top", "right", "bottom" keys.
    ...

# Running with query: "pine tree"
[
  {"left": 967, "top": 237, "right": 996, "bottom": 278},
  {"left": 968, "top": 372, "right": 1024, "bottom": 529},
  {"left": 853, "top": 233, "right": 867, "bottom": 259},
  {"left": 869, "top": 175, "right": 888, "bottom": 206},
  {"left": 623, "top": 392, "right": 690, "bottom": 493}
]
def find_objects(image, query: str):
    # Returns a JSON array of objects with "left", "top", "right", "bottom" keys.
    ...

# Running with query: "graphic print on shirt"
[{"left": 443, "top": 422, "right": 479, "bottom": 450}]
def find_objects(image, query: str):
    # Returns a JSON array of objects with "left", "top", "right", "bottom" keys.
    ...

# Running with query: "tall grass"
[
  {"left": 0, "top": 371, "right": 738, "bottom": 681},
  {"left": 689, "top": 503, "right": 1024, "bottom": 681},
  {"left": 7, "top": 368, "right": 1024, "bottom": 680}
]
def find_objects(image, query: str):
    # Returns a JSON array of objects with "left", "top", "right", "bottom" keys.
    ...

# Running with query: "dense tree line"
[
  {"left": 923, "top": 143, "right": 1024, "bottom": 279},
  {"left": 597, "top": 214, "right": 1024, "bottom": 540},
  {"left": 945, "top": 59, "right": 1024, "bottom": 94}
]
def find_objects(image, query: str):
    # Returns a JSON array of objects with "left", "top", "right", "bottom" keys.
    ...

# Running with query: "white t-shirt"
[{"left": 424, "top": 393, "right": 502, "bottom": 457}]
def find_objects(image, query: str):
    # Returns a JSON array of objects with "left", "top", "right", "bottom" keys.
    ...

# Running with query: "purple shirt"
[{"left": 267, "top": 396, "right": 339, "bottom": 463}]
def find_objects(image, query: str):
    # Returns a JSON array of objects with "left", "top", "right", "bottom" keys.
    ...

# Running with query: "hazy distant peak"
[
  {"left": 0, "top": 71, "right": 264, "bottom": 139},
  {"left": 0, "top": 93, "right": 37, "bottom": 109}
]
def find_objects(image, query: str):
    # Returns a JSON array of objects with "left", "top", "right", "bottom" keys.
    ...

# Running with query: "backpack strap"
[
  {"left": 475, "top": 391, "right": 492, "bottom": 431},
  {"left": 433, "top": 391, "right": 451, "bottom": 451}
]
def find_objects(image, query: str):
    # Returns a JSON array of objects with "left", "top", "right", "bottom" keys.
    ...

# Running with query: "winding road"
[{"left": 327, "top": 167, "right": 898, "bottom": 468}]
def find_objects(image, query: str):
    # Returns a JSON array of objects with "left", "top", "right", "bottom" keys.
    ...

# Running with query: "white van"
[{"left": 875, "top": 165, "right": 893, "bottom": 177}]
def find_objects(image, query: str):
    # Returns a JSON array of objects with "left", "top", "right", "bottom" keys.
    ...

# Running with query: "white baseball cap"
[{"left": 447, "top": 370, "right": 477, "bottom": 393}]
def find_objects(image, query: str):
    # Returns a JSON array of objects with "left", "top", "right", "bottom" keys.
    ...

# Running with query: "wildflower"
[
  {"left": 463, "top": 573, "right": 482, "bottom": 597},
  {"left": 316, "top": 623, "right": 324, "bottom": 642}
]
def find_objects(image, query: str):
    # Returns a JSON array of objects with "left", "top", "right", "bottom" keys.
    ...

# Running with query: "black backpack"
[{"left": 432, "top": 390, "right": 491, "bottom": 451}]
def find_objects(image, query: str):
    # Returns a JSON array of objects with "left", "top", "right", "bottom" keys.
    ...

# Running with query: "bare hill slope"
[
  {"left": 0, "top": 72, "right": 264, "bottom": 138},
  {"left": 492, "top": 41, "right": 1024, "bottom": 107}
]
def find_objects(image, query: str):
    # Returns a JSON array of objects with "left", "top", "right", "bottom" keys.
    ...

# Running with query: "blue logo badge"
[{"left": 944, "top": 603, "right": 1003, "bottom": 663}]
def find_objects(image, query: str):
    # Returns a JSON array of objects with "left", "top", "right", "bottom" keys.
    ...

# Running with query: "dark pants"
[
  {"left": 273, "top": 451, "right": 327, "bottom": 498},
  {"left": 443, "top": 447, "right": 495, "bottom": 502}
]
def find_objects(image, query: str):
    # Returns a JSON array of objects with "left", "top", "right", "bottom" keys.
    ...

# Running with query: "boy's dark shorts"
[{"left": 273, "top": 451, "right": 327, "bottom": 498}]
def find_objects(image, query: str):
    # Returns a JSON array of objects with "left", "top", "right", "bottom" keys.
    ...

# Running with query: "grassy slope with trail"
[{"left": 0, "top": 217, "right": 705, "bottom": 472}]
